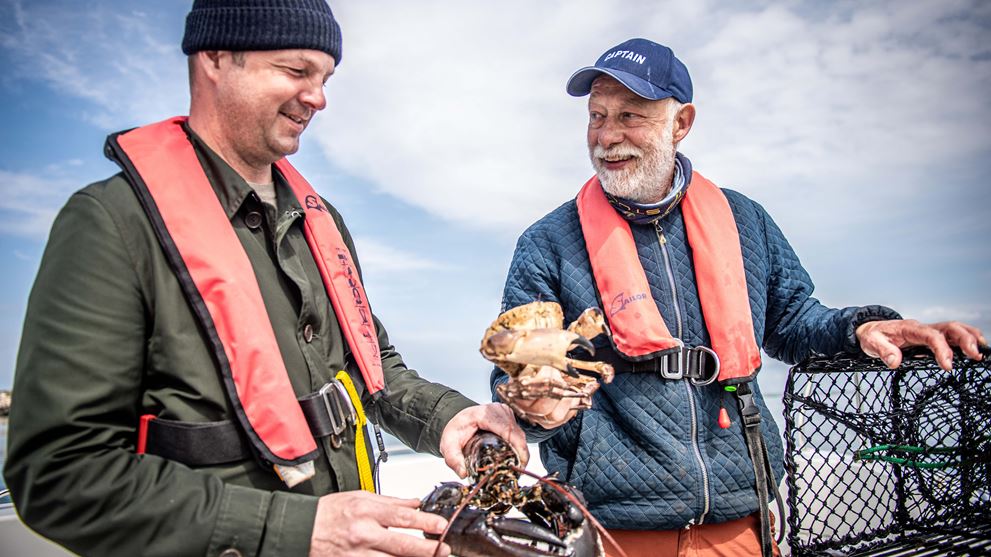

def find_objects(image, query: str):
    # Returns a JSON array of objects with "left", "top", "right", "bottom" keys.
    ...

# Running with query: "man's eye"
[{"left": 284, "top": 66, "right": 306, "bottom": 76}]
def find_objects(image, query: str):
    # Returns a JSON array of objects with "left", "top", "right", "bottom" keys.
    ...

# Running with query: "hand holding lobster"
[{"left": 421, "top": 432, "right": 625, "bottom": 557}]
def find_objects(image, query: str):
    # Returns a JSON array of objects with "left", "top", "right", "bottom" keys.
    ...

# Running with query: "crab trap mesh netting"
[{"left": 783, "top": 347, "right": 991, "bottom": 556}]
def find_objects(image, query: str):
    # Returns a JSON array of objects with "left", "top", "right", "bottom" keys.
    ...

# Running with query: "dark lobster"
[{"left": 421, "top": 432, "right": 625, "bottom": 557}]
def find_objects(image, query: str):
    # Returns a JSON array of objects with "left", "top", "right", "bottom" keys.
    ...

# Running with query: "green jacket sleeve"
[
  {"left": 3, "top": 190, "right": 316, "bottom": 557},
  {"left": 326, "top": 205, "right": 477, "bottom": 456}
]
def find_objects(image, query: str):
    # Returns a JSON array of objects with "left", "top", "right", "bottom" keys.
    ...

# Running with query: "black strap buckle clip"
[{"left": 734, "top": 381, "right": 762, "bottom": 428}]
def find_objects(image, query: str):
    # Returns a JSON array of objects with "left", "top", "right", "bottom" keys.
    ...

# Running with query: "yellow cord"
[{"left": 335, "top": 370, "right": 376, "bottom": 493}]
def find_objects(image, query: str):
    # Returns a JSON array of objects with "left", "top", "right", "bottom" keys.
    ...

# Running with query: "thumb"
[
  {"left": 441, "top": 434, "right": 468, "bottom": 478},
  {"left": 873, "top": 337, "right": 903, "bottom": 369}
]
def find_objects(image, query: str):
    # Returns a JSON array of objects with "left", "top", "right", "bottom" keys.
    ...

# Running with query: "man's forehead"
[
  {"left": 255, "top": 49, "right": 336, "bottom": 71},
  {"left": 589, "top": 76, "right": 653, "bottom": 106}
]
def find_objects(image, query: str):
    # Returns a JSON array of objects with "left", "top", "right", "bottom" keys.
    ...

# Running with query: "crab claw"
[
  {"left": 569, "top": 336, "right": 595, "bottom": 356},
  {"left": 481, "top": 329, "right": 598, "bottom": 373}
]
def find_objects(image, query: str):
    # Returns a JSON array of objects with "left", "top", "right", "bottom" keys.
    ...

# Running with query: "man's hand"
[
  {"left": 309, "top": 491, "right": 451, "bottom": 556},
  {"left": 438, "top": 403, "right": 528, "bottom": 478},
  {"left": 856, "top": 319, "right": 987, "bottom": 371},
  {"left": 503, "top": 395, "right": 582, "bottom": 430}
]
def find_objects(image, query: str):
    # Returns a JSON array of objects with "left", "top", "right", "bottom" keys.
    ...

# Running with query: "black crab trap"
[{"left": 783, "top": 347, "right": 991, "bottom": 556}]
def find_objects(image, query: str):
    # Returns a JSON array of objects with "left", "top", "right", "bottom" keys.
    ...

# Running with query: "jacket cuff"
[
  {"left": 207, "top": 483, "right": 319, "bottom": 557},
  {"left": 258, "top": 491, "right": 319, "bottom": 557},
  {"left": 847, "top": 305, "right": 902, "bottom": 353},
  {"left": 421, "top": 392, "right": 477, "bottom": 454}
]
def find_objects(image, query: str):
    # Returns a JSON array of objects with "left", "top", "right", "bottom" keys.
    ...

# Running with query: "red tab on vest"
[
  {"left": 576, "top": 174, "right": 761, "bottom": 382},
  {"left": 110, "top": 116, "right": 382, "bottom": 464},
  {"left": 275, "top": 160, "right": 385, "bottom": 395}
]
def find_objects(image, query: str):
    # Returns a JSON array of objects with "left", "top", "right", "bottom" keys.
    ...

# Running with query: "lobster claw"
[{"left": 426, "top": 507, "right": 574, "bottom": 557}]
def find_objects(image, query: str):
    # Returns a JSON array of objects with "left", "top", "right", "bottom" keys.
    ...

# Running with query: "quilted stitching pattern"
[{"left": 494, "top": 184, "right": 896, "bottom": 529}]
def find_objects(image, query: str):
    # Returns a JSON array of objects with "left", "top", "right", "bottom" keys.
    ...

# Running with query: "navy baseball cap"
[{"left": 566, "top": 38, "right": 693, "bottom": 103}]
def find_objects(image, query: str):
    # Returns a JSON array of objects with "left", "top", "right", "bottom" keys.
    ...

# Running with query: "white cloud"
[
  {"left": 318, "top": 0, "right": 991, "bottom": 234},
  {"left": 0, "top": 169, "right": 79, "bottom": 238},
  {"left": 0, "top": 0, "right": 187, "bottom": 129},
  {"left": 351, "top": 237, "right": 449, "bottom": 274},
  {"left": 5, "top": 0, "right": 986, "bottom": 237}
]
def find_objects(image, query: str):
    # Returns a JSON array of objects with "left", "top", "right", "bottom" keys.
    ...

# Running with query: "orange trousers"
[{"left": 604, "top": 513, "right": 781, "bottom": 557}]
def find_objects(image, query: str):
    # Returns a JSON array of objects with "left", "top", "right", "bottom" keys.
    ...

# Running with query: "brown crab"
[{"left": 481, "top": 301, "right": 614, "bottom": 425}]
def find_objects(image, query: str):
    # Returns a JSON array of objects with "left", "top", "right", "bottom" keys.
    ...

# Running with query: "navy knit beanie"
[{"left": 182, "top": 0, "right": 342, "bottom": 63}]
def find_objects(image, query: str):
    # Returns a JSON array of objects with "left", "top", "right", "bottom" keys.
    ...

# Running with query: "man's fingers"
[
  {"left": 488, "top": 403, "right": 529, "bottom": 467},
  {"left": 867, "top": 334, "right": 902, "bottom": 369},
  {"left": 381, "top": 506, "right": 448, "bottom": 535},
  {"left": 369, "top": 530, "right": 451, "bottom": 557},
  {"left": 439, "top": 403, "right": 530, "bottom": 477},
  {"left": 442, "top": 448, "right": 467, "bottom": 479},
  {"left": 898, "top": 326, "right": 952, "bottom": 370},
  {"left": 936, "top": 322, "right": 986, "bottom": 360},
  {"left": 350, "top": 493, "right": 446, "bottom": 532}
]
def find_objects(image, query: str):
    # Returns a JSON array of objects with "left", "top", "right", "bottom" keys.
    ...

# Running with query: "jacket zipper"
[{"left": 654, "top": 222, "right": 711, "bottom": 525}]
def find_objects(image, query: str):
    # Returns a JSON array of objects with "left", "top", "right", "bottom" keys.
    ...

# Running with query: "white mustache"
[{"left": 592, "top": 144, "right": 644, "bottom": 161}]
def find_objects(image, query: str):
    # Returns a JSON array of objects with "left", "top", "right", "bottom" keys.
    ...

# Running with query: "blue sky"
[{"left": 1, "top": 0, "right": 989, "bottom": 411}]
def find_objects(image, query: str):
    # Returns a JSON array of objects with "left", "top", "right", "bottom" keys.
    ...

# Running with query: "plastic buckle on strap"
[{"left": 734, "top": 382, "right": 762, "bottom": 428}]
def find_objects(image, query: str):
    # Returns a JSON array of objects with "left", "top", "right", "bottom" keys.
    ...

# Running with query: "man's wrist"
[{"left": 848, "top": 305, "right": 902, "bottom": 352}]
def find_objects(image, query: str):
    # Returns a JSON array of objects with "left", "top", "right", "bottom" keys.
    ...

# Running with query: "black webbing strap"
[
  {"left": 143, "top": 417, "right": 251, "bottom": 466},
  {"left": 141, "top": 383, "right": 357, "bottom": 466},
  {"left": 735, "top": 381, "right": 786, "bottom": 557},
  {"left": 595, "top": 344, "right": 719, "bottom": 383}
]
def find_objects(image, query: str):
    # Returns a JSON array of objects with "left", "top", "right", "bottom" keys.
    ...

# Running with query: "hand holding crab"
[{"left": 481, "top": 301, "right": 614, "bottom": 428}]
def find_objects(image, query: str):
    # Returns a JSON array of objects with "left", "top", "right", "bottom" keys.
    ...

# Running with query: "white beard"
[{"left": 590, "top": 126, "right": 676, "bottom": 203}]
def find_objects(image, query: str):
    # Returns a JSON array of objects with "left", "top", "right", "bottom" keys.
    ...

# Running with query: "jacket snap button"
[
  {"left": 218, "top": 549, "right": 242, "bottom": 557},
  {"left": 303, "top": 323, "right": 314, "bottom": 343},
  {"left": 244, "top": 211, "right": 263, "bottom": 229}
]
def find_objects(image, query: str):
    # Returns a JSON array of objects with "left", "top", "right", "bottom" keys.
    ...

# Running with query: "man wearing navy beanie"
[{"left": 4, "top": 2, "right": 528, "bottom": 556}]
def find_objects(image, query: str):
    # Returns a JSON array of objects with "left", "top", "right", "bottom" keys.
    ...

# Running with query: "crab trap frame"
[{"left": 783, "top": 347, "right": 991, "bottom": 556}]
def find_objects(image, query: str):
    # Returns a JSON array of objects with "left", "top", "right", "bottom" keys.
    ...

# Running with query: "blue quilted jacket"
[{"left": 490, "top": 167, "right": 898, "bottom": 530}]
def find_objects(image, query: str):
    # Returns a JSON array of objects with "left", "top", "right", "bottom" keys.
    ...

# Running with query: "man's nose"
[
  {"left": 596, "top": 119, "right": 624, "bottom": 147},
  {"left": 300, "top": 81, "right": 327, "bottom": 112}
]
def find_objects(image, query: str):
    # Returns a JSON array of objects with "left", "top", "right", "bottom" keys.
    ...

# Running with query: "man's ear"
[
  {"left": 672, "top": 103, "right": 696, "bottom": 143},
  {"left": 196, "top": 50, "right": 224, "bottom": 83}
]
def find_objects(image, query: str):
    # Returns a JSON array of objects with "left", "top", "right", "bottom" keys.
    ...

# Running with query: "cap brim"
[{"left": 566, "top": 67, "right": 674, "bottom": 101}]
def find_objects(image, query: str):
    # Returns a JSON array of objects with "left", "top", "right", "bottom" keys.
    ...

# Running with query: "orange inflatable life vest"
[
  {"left": 106, "top": 116, "right": 385, "bottom": 467},
  {"left": 576, "top": 173, "right": 761, "bottom": 383}
]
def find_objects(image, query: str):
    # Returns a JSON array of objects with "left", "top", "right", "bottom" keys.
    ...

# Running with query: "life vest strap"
[
  {"left": 734, "top": 382, "right": 786, "bottom": 556},
  {"left": 595, "top": 344, "right": 720, "bottom": 385},
  {"left": 137, "top": 415, "right": 252, "bottom": 466},
  {"left": 138, "top": 382, "right": 364, "bottom": 467}
]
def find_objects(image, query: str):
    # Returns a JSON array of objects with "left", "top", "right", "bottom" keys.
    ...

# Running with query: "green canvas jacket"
[{"left": 3, "top": 127, "right": 475, "bottom": 557}]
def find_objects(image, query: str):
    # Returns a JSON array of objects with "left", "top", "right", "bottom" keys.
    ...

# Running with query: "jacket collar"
[{"left": 182, "top": 122, "right": 272, "bottom": 221}]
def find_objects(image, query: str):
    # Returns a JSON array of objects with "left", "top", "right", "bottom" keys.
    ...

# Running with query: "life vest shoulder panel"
[
  {"left": 106, "top": 116, "right": 385, "bottom": 465},
  {"left": 576, "top": 174, "right": 761, "bottom": 382}
]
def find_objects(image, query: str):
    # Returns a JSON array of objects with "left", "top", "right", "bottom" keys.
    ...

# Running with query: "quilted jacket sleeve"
[{"left": 752, "top": 197, "right": 900, "bottom": 364}]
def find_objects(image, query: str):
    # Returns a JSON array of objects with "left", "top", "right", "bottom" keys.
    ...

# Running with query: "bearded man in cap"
[
  {"left": 3, "top": 2, "right": 527, "bottom": 556},
  {"left": 491, "top": 38, "right": 985, "bottom": 557}
]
